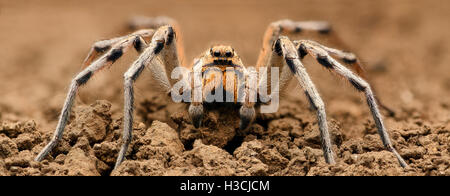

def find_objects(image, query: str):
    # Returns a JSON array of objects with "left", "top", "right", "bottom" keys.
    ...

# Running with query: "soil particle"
[
  {"left": 0, "top": 134, "right": 19, "bottom": 158},
  {"left": 64, "top": 148, "right": 100, "bottom": 176},
  {"left": 66, "top": 100, "right": 112, "bottom": 144},
  {"left": 172, "top": 107, "right": 239, "bottom": 149}
]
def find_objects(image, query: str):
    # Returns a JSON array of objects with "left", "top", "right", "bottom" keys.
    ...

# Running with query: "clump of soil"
[
  {"left": 171, "top": 104, "right": 241, "bottom": 150},
  {"left": 0, "top": 100, "right": 117, "bottom": 176},
  {"left": 0, "top": 99, "right": 448, "bottom": 176}
]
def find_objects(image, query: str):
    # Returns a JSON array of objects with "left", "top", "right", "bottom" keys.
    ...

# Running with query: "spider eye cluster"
[{"left": 210, "top": 46, "right": 235, "bottom": 58}]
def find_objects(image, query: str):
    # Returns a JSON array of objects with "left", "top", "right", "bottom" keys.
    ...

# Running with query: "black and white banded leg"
[
  {"left": 127, "top": 16, "right": 186, "bottom": 67},
  {"left": 257, "top": 19, "right": 332, "bottom": 68},
  {"left": 297, "top": 41, "right": 396, "bottom": 116},
  {"left": 296, "top": 40, "right": 409, "bottom": 168},
  {"left": 263, "top": 36, "right": 336, "bottom": 164},
  {"left": 257, "top": 20, "right": 395, "bottom": 115},
  {"left": 115, "top": 25, "right": 181, "bottom": 169},
  {"left": 35, "top": 29, "right": 154, "bottom": 162},
  {"left": 82, "top": 29, "right": 155, "bottom": 68}
]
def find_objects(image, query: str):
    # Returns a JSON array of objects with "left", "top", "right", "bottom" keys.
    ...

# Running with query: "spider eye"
[
  {"left": 225, "top": 51, "right": 233, "bottom": 57},
  {"left": 213, "top": 51, "right": 221, "bottom": 57}
]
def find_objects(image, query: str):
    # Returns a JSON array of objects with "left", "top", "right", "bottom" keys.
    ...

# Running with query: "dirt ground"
[{"left": 0, "top": 0, "right": 449, "bottom": 176}]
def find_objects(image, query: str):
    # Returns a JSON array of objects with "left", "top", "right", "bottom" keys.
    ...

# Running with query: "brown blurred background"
[{"left": 0, "top": 0, "right": 449, "bottom": 134}]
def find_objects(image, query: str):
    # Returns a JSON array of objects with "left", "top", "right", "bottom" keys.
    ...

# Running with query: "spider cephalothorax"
[
  {"left": 35, "top": 16, "right": 409, "bottom": 170},
  {"left": 197, "top": 45, "right": 245, "bottom": 103}
]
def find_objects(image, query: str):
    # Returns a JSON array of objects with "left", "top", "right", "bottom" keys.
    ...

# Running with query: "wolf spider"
[{"left": 35, "top": 16, "right": 408, "bottom": 169}]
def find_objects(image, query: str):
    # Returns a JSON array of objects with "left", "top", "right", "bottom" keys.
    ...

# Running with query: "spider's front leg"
[
  {"left": 294, "top": 40, "right": 409, "bottom": 168},
  {"left": 257, "top": 19, "right": 367, "bottom": 76},
  {"left": 115, "top": 25, "right": 182, "bottom": 169},
  {"left": 258, "top": 19, "right": 394, "bottom": 116},
  {"left": 34, "top": 29, "right": 154, "bottom": 162},
  {"left": 260, "top": 36, "right": 336, "bottom": 164}
]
